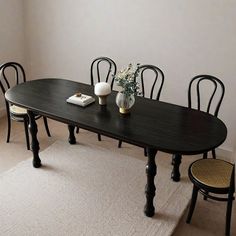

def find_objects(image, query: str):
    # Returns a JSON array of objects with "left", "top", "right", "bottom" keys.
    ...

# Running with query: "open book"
[{"left": 66, "top": 93, "right": 95, "bottom": 107}]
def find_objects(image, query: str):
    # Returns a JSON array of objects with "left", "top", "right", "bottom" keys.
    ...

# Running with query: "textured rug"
[{"left": 0, "top": 139, "right": 193, "bottom": 236}]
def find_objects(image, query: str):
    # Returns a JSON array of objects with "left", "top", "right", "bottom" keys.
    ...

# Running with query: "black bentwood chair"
[
  {"left": 118, "top": 64, "right": 165, "bottom": 155},
  {"left": 186, "top": 159, "right": 235, "bottom": 236},
  {"left": 76, "top": 57, "right": 117, "bottom": 140},
  {"left": 0, "top": 62, "right": 51, "bottom": 150},
  {"left": 188, "top": 75, "right": 225, "bottom": 158},
  {"left": 171, "top": 75, "right": 225, "bottom": 182}
]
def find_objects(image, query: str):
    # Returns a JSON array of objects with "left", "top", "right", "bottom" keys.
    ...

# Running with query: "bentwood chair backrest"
[
  {"left": 188, "top": 75, "right": 225, "bottom": 117},
  {"left": 118, "top": 64, "right": 165, "bottom": 151},
  {"left": 90, "top": 57, "right": 117, "bottom": 89},
  {"left": 136, "top": 64, "right": 165, "bottom": 100},
  {"left": 76, "top": 57, "right": 116, "bottom": 138},
  {"left": 0, "top": 62, "right": 26, "bottom": 116},
  {"left": 0, "top": 62, "right": 26, "bottom": 95}
]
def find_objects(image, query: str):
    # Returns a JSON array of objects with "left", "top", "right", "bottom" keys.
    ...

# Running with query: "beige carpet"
[{"left": 0, "top": 140, "right": 193, "bottom": 236}]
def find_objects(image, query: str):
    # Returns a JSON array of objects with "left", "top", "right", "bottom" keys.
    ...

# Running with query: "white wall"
[
  {"left": 0, "top": 0, "right": 25, "bottom": 115},
  {"left": 2, "top": 0, "right": 235, "bottom": 158}
]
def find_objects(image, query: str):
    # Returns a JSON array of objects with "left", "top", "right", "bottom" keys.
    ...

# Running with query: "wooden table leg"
[
  {"left": 144, "top": 147, "right": 157, "bottom": 217},
  {"left": 68, "top": 125, "right": 76, "bottom": 144},
  {"left": 171, "top": 154, "right": 182, "bottom": 182},
  {"left": 27, "top": 110, "right": 41, "bottom": 168}
]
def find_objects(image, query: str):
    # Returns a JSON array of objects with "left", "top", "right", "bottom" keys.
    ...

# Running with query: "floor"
[{"left": 0, "top": 116, "right": 235, "bottom": 236}]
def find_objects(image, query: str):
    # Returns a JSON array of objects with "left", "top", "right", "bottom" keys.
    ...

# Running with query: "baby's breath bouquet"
[
  {"left": 114, "top": 63, "right": 140, "bottom": 96},
  {"left": 114, "top": 63, "right": 140, "bottom": 114}
]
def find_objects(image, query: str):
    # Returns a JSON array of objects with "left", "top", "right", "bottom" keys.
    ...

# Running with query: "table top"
[{"left": 5, "top": 78, "right": 227, "bottom": 155}]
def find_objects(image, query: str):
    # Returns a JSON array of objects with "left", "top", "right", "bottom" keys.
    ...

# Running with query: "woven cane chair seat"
[
  {"left": 10, "top": 105, "right": 27, "bottom": 116},
  {"left": 190, "top": 159, "right": 233, "bottom": 189}
]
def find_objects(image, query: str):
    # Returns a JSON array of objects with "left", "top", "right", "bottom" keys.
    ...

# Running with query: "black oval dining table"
[{"left": 5, "top": 78, "right": 227, "bottom": 217}]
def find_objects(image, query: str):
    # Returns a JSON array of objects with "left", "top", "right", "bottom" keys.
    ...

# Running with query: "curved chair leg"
[
  {"left": 118, "top": 140, "right": 122, "bottom": 148},
  {"left": 212, "top": 149, "right": 216, "bottom": 159},
  {"left": 203, "top": 191, "right": 208, "bottom": 200},
  {"left": 186, "top": 185, "right": 199, "bottom": 223},
  {"left": 203, "top": 152, "right": 208, "bottom": 159},
  {"left": 144, "top": 147, "right": 147, "bottom": 156},
  {"left": 43, "top": 117, "right": 51, "bottom": 137},
  {"left": 76, "top": 127, "right": 79, "bottom": 134},
  {"left": 6, "top": 113, "right": 11, "bottom": 143},
  {"left": 225, "top": 191, "right": 234, "bottom": 236},
  {"left": 97, "top": 134, "right": 101, "bottom": 141},
  {"left": 23, "top": 118, "right": 30, "bottom": 150}
]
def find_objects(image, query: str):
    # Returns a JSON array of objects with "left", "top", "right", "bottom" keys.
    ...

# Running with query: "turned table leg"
[
  {"left": 144, "top": 147, "right": 157, "bottom": 217},
  {"left": 171, "top": 154, "right": 182, "bottom": 182},
  {"left": 68, "top": 124, "right": 76, "bottom": 144},
  {"left": 27, "top": 110, "right": 41, "bottom": 168}
]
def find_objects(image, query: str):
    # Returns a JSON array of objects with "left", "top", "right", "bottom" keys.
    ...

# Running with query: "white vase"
[{"left": 116, "top": 92, "right": 135, "bottom": 114}]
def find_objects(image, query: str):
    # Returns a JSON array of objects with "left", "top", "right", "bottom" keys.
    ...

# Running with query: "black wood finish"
[
  {"left": 27, "top": 110, "right": 41, "bottom": 168},
  {"left": 137, "top": 64, "right": 165, "bottom": 100},
  {"left": 5, "top": 78, "right": 227, "bottom": 217},
  {"left": 188, "top": 74, "right": 225, "bottom": 159},
  {"left": 68, "top": 125, "right": 76, "bottom": 144},
  {"left": 188, "top": 75, "right": 225, "bottom": 117},
  {"left": 0, "top": 62, "right": 51, "bottom": 150},
  {"left": 171, "top": 154, "right": 182, "bottom": 182},
  {"left": 118, "top": 64, "right": 165, "bottom": 152},
  {"left": 76, "top": 57, "right": 117, "bottom": 140},
  {"left": 186, "top": 185, "right": 199, "bottom": 223},
  {"left": 172, "top": 75, "right": 225, "bottom": 181},
  {"left": 90, "top": 57, "right": 117, "bottom": 89},
  {"left": 144, "top": 148, "right": 157, "bottom": 217}
]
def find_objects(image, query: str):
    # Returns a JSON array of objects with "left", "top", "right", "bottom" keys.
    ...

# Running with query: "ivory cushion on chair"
[
  {"left": 10, "top": 105, "right": 27, "bottom": 115},
  {"left": 190, "top": 159, "right": 233, "bottom": 188}
]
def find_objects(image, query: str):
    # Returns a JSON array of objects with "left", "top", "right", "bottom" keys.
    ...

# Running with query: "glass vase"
[{"left": 116, "top": 92, "right": 135, "bottom": 114}]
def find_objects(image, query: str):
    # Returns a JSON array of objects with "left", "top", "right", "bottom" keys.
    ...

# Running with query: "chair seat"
[
  {"left": 10, "top": 105, "right": 27, "bottom": 116},
  {"left": 190, "top": 159, "right": 233, "bottom": 189}
]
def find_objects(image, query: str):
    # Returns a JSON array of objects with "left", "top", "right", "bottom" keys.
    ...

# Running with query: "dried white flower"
[{"left": 114, "top": 63, "right": 141, "bottom": 96}]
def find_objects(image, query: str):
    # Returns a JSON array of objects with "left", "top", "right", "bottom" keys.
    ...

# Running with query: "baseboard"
[{"left": 216, "top": 146, "right": 235, "bottom": 162}]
